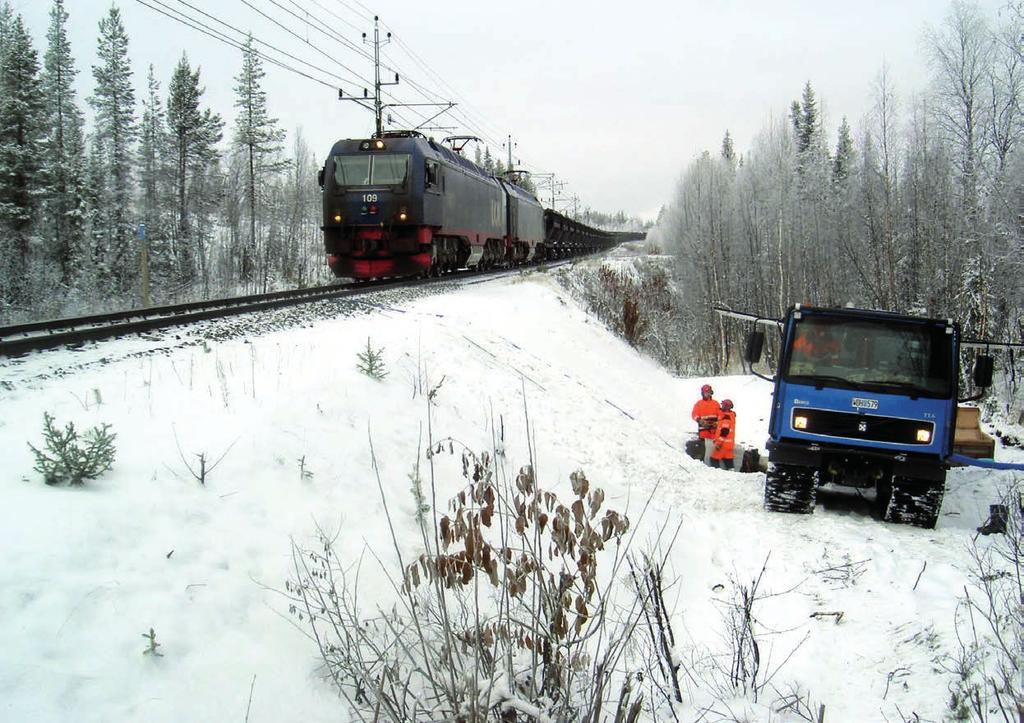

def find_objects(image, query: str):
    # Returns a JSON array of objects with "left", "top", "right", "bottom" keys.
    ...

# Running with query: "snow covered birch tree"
[
  {"left": 88, "top": 6, "right": 136, "bottom": 299},
  {"left": 233, "top": 35, "right": 285, "bottom": 290}
]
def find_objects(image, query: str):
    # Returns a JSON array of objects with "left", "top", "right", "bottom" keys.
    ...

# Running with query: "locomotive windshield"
[
  {"left": 334, "top": 153, "right": 410, "bottom": 187},
  {"left": 783, "top": 316, "right": 954, "bottom": 398}
]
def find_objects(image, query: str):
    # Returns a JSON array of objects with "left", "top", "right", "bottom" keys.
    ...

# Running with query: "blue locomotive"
[{"left": 318, "top": 131, "right": 618, "bottom": 279}]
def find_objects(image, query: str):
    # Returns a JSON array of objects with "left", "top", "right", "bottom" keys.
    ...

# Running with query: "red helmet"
[
  {"left": 721, "top": 399, "right": 734, "bottom": 411},
  {"left": 701, "top": 384, "right": 713, "bottom": 394}
]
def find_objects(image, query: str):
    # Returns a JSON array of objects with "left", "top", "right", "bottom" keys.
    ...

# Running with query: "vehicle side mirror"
[
  {"left": 317, "top": 168, "right": 325, "bottom": 188},
  {"left": 744, "top": 330, "right": 765, "bottom": 364},
  {"left": 973, "top": 354, "right": 994, "bottom": 388}
]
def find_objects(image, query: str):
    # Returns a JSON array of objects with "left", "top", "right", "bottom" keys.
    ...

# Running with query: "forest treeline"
[
  {"left": 0, "top": 1, "right": 639, "bottom": 324},
  {"left": 652, "top": 0, "right": 1024, "bottom": 375},
  {"left": 0, "top": 1, "right": 327, "bottom": 322}
]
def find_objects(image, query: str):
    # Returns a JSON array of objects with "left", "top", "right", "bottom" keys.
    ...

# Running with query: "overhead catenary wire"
[
  {"left": 335, "top": 0, "right": 376, "bottom": 22},
  {"left": 284, "top": 0, "right": 372, "bottom": 58},
  {"left": 135, "top": 0, "right": 423, "bottom": 130},
  {"left": 265, "top": 0, "right": 437, "bottom": 129},
  {"left": 262, "top": 0, "right": 551, "bottom": 174},
  {"left": 169, "top": 0, "right": 370, "bottom": 88},
  {"left": 138, "top": 0, "right": 574, "bottom": 202},
  {"left": 380, "top": 36, "right": 505, "bottom": 145},
  {"left": 133, "top": 0, "right": 343, "bottom": 91},
  {"left": 273, "top": 0, "right": 458, "bottom": 131},
  {"left": 238, "top": 0, "right": 372, "bottom": 87}
]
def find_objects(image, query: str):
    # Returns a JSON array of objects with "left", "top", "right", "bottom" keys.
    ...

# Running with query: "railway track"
[{"left": 0, "top": 261, "right": 572, "bottom": 358}]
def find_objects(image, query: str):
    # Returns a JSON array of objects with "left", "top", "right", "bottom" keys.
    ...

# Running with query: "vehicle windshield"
[
  {"left": 333, "top": 153, "right": 410, "bottom": 187},
  {"left": 783, "top": 316, "right": 953, "bottom": 397}
]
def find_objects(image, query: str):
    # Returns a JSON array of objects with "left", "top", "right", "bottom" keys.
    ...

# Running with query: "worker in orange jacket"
[
  {"left": 711, "top": 399, "right": 737, "bottom": 469},
  {"left": 793, "top": 324, "right": 841, "bottom": 361},
  {"left": 691, "top": 383, "right": 721, "bottom": 466}
]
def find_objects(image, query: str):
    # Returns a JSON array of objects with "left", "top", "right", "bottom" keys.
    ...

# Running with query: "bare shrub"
[
  {"left": 556, "top": 259, "right": 685, "bottom": 371},
  {"left": 283, "top": 439, "right": 665, "bottom": 721},
  {"left": 944, "top": 481, "right": 1023, "bottom": 722},
  {"left": 628, "top": 543, "right": 687, "bottom": 712}
]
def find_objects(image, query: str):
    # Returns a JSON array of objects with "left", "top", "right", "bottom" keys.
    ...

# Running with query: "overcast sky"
[{"left": 17, "top": 0, "right": 1009, "bottom": 220}]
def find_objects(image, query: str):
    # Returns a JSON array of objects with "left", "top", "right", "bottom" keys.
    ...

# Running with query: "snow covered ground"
[{"left": 1, "top": 269, "right": 1020, "bottom": 721}]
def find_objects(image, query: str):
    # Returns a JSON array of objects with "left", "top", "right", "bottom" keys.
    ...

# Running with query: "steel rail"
[
  {"left": 0, "top": 256, "right": 583, "bottom": 358},
  {"left": 0, "top": 277, "right": 417, "bottom": 357}
]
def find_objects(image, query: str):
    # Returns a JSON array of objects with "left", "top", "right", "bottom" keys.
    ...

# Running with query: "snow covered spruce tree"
[
  {"left": 0, "top": 13, "right": 45, "bottom": 315},
  {"left": 167, "top": 53, "right": 223, "bottom": 289},
  {"left": 136, "top": 65, "right": 171, "bottom": 298},
  {"left": 40, "top": 0, "right": 87, "bottom": 298},
  {"left": 87, "top": 6, "right": 136, "bottom": 301},
  {"left": 232, "top": 35, "right": 286, "bottom": 291}
]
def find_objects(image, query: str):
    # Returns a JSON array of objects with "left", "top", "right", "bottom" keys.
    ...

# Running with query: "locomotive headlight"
[
  {"left": 916, "top": 428, "right": 932, "bottom": 443},
  {"left": 398, "top": 208, "right": 408, "bottom": 222},
  {"left": 374, "top": 139, "right": 385, "bottom": 150},
  {"left": 333, "top": 213, "right": 342, "bottom": 223},
  {"left": 793, "top": 415, "right": 809, "bottom": 430}
]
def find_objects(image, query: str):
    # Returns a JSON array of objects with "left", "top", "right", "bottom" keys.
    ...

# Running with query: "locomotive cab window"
[
  {"left": 333, "top": 153, "right": 410, "bottom": 187},
  {"left": 425, "top": 160, "right": 440, "bottom": 189}
]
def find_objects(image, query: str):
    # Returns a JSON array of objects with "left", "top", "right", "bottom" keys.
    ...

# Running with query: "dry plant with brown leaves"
[{"left": 284, "top": 439, "right": 657, "bottom": 722}]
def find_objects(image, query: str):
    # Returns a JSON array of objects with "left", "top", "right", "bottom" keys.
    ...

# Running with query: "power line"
[
  {"left": 134, "top": 0, "right": 341, "bottom": 90},
  {"left": 276, "top": 3, "right": 456, "bottom": 132},
  {"left": 255, "top": 0, "right": 511, "bottom": 151},
  {"left": 291, "top": 0, "right": 365, "bottom": 39},
  {"left": 140, "top": 0, "right": 570, "bottom": 202},
  {"left": 171, "top": 0, "right": 364, "bottom": 87},
  {"left": 238, "top": 0, "right": 370, "bottom": 87},
  {"left": 379, "top": 28, "right": 507, "bottom": 144},
  {"left": 334, "top": 0, "right": 375, "bottom": 22},
  {"left": 138, "top": 0, "right": 428, "bottom": 129},
  {"left": 271, "top": 0, "right": 375, "bottom": 63}
]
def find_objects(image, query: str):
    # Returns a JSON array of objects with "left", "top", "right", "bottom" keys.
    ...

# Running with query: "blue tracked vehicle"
[{"left": 735, "top": 303, "right": 1006, "bottom": 528}]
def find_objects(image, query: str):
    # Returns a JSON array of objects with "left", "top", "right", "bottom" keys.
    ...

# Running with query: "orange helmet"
[
  {"left": 721, "top": 399, "right": 734, "bottom": 411},
  {"left": 701, "top": 384, "right": 713, "bottom": 394}
]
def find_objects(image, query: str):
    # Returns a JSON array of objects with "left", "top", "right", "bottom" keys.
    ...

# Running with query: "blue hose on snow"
[{"left": 947, "top": 453, "right": 1024, "bottom": 471}]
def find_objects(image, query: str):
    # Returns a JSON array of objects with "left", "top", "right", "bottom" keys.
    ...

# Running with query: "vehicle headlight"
[
  {"left": 398, "top": 209, "right": 408, "bottom": 222},
  {"left": 333, "top": 213, "right": 342, "bottom": 223},
  {"left": 793, "top": 415, "right": 809, "bottom": 430},
  {"left": 916, "top": 428, "right": 932, "bottom": 443}
]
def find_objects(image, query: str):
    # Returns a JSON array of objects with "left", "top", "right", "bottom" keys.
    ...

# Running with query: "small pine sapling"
[
  {"left": 356, "top": 337, "right": 388, "bottom": 380},
  {"left": 408, "top": 461, "right": 430, "bottom": 528},
  {"left": 298, "top": 456, "right": 314, "bottom": 481},
  {"left": 142, "top": 628, "right": 163, "bottom": 656},
  {"left": 28, "top": 412, "right": 117, "bottom": 485}
]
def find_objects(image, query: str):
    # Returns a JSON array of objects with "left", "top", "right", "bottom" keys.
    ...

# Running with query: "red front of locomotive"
[{"left": 320, "top": 136, "right": 433, "bottom": 279}]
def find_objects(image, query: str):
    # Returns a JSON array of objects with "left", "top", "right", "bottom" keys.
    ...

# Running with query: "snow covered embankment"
[{"left": 0, "top": 271, "right": 1020, "bottom": 721}]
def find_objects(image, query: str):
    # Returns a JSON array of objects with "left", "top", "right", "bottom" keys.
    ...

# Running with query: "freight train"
[{"left": 318, "top": 131, "right": 635, "bottom": 279}]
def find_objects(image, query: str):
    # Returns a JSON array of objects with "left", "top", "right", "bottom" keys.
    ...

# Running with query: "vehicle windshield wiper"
[
  {"left": 862, "top": 380, "right": 934, "bottom": 398},
  {"left": 787, "top": 374, "right": 863, "bottom": 390}
]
